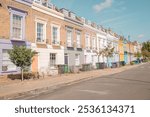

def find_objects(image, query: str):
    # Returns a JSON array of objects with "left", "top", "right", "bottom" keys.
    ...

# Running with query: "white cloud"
[
  {"left": 138, "top": 34, "right": 144, "bottom": 38},
  {"left": 93, "top": 0, "right": 113, "bottom": 12}
]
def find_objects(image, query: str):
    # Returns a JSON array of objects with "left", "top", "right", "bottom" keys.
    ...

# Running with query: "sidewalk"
[{"left": 0, "top": 63, "right": 145, "bottom": 99}]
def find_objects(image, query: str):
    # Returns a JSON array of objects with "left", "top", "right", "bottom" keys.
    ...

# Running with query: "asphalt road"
[{"left": 27, "top": 63, "right": 150, "bottom": 100}]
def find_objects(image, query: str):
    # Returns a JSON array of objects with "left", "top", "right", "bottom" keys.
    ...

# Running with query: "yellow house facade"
[{"left": 118, "top": 37, "right": 124, "bottom": 62}]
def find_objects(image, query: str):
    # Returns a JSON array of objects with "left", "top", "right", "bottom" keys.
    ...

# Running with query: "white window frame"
[
  {"left": 66, "top": 28, "right": 73, "bottom": 47},
  {"left": 75, "top": 54, "right": 80, "bottom": 66},
  {"left": 35, "top": 19, "right": 47, "bottom": 44},
  {"left": 85, "top": 34, "right": 90, "bottom": 49},
  {"left": 51, "top": 24, "right": 60, "bottom": 45},
  {"left": 76, "top": 31, "right": 81, "bottom": 48},
  {"left": 50, "top": 53, "right": 56, "bottom": 68},
  {"left": 98, "top": 38, "right": 101, "bottom": 49},
  {"left": 92, "top": 37, "right": 96, "bottom": 49},
  {"left": 10, "top": 9, "right": 26, "bottom": 41},
  {"left": 2, "top": 49, "right": 17, "bottom": 72}
]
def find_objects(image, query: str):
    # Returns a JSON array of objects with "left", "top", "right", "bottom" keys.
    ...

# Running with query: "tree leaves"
[
  {"left": 142, "top": 41, "right": 150, "bottom": 59},
  {"left": 8, "top": 46, "right": 36, "bottom": 69}
]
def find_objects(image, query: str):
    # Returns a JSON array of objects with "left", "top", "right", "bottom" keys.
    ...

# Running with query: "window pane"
[
  {"left": 37, "top": 23, "right": 44, "bottom": 42},
  {"left": 2, "top": 49, "right": 16, "bottom": 71},
  {"left": 75, "top": 54, "right": 80, "bottom": 66},
  {"left": 52, "top": 27, "right": 58, "bottom": 44},
  {"left": 67, "top": 30, "right": 72, "bottom": 46},
  {"left": 12, "top": 14, "right": 22, "bottom": 39},
  {"left": 50, "top": 53, "right": 56, "bottom": 67},
  {"left": 77, "top": 33, "right": 81, "bottom": 46}
]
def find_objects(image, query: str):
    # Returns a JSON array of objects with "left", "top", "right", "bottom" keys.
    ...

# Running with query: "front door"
[{"left": 64, "top": 54, "right": 69, "bottom": 65}]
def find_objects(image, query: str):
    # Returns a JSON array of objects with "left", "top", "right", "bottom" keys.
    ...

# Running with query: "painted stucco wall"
[{"left": 64, "top": 50, "right": 84, "bottom": 67}]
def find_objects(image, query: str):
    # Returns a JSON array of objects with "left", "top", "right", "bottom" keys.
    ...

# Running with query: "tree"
[
  {"left": 8, "top": 46, "right": 36, "bottom": 81},
  {"left": 142, "top": 41, "right": 150, "bottom": 59},
  {"left": 134, "top": 52, "right": 142, "bottom": 59},
  {"left": 96, "top": 49, "right": 104, "bottom": 62},
  {"left": 103, "top": 44, "right": 114, "bottom": 67}
]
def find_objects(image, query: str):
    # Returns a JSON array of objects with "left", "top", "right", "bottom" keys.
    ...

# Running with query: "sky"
[{"left": 50, "top": 0, "right": 150, "bottom": 42}]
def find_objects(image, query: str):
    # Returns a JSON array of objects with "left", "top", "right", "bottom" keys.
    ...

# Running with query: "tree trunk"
[
  {"left": 21, "top": 68, "right": 24, "bottom": 81},
  {"left": 98, "top": 56, "right": 100, "bottom": 62},
  {"left": 107, "top": 57, "right": 109, "bottom": 67}
]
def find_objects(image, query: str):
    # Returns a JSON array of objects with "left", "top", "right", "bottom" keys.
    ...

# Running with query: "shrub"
[
  {"left": 7, "top": 72, "right": 39, "bottom": 80},
  {"left": 130, "top": 62, "right": 134, "bottom": 65}
]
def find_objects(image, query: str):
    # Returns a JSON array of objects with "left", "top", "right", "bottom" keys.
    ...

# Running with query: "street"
[{"left": 23, "top": 63, "right": 150, "bottom": 100}]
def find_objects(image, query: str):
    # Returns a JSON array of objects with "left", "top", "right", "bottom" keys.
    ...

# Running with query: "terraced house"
[
  {"left": 0, "top": 0, "right": 32, "bottom": 75},
  {"left": 0, "top": 0, "right": 141, "bottom": 75},
  {"left": 60, "top": 8, "right": 84, "bottom": 71}
]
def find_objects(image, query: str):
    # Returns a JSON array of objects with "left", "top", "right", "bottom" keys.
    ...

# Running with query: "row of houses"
[{"left": 0, "top": 0, "right": 142, "bottom": 75}]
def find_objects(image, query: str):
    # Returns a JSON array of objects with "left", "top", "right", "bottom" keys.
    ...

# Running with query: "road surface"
[{"left": 22, "top": 63, "right": 150, "bottom": 100}]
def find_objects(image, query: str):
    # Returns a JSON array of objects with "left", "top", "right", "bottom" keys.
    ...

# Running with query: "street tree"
[
  {"left": 103, "top": 44, "right": 114, "bottom": 67},
  {"left": 142, "top": 41, "right": 150, "bottom": 59},
  {"left": 96, "top": 49, "right": 104, "bottom": 62},
  {"left": 134, "top": 52, "right": 142, "bottom": 59},
  {"left": 8, "top": 46, "right": 36, "bottom": 81}
]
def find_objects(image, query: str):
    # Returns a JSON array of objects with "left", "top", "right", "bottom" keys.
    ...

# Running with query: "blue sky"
[{"left": 51, "top": 0, "right": 150, "bottom": 42}]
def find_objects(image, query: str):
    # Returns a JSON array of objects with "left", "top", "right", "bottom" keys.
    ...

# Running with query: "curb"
[
  {"left": 0, "top": 63, "right": 146, "bottom": 100},
  {"left": 0, "top": 76, "right": 95, "bottom": 100}
]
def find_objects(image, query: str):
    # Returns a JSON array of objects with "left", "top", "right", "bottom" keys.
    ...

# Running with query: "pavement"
[{"left": 0, "top": 63, "right": 147, "bottom": 100}]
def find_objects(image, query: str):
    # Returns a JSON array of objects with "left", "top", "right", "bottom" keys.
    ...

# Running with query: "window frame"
[
  {"left": 75, "top": 54, "right": 80, "bottom": 66},
  {"left": 2, "top": 49, "right": 17, "bottom": 72},
  {"left": 35, "top": 19, "right": 47, "bottom": 44},
  {"left": 51, "top": 24, "right": 60, "bottom": 45},
  {"left": 85, "top": 34, "right": 90, "bottom": 49},
  {"left": 76, "top": 31, "right": 81, "bottom": 48},
  {"left": 92, "top": 37, "right": 96, "bottom": 49},
  {"left": 10, "top": 9, "right": 26, "bottom": 41},
  {"left": 50, "top": 53, "right": 56, "bottom": 68},
  {"left": 66, "top": 28, "right": 73, "bottom": 47}
]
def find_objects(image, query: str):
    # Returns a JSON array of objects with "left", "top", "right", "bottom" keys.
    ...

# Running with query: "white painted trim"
[
  {"left": 97, "top": 34, "right": 107, "bottom": 39},
  {"left": 15, "top": 0, "right": 32, "bottom": 6},
  {"left": 64, "top": 18, "right": 83, "bottom": 27},
  {"left": 35, "top": 19, "right": 47, "bottom": 44},
  {"left": 84, "top": 24, "right": 107, "bottom": 36},
  {"left": 85, "top": 34, "right": 91, "bottom": 49},
  {"left": 9, "top": 9, "right": 26, "bottom": 41},
  {"left": 51, "top": 24, "right": 60, "bottom": 45},
  {"left": 32, "top": 4, "right": 64, "bottom": 20}
]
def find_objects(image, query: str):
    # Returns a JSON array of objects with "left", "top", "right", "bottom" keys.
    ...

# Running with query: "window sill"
[
  {"left": 1, "top": 70, "right": 18, "bottom": 74},
  {"left": 50, "top": 67, "right": 58, "bottom": 70},
  {"left": 11, "top": 38, "right": 26, "bottom": 42},
  {"left": 52, "top": 43, "right": 60, "bottom": 46},
  {"left": 36, "top": 42, "right": 46, "bottom": 45}
]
